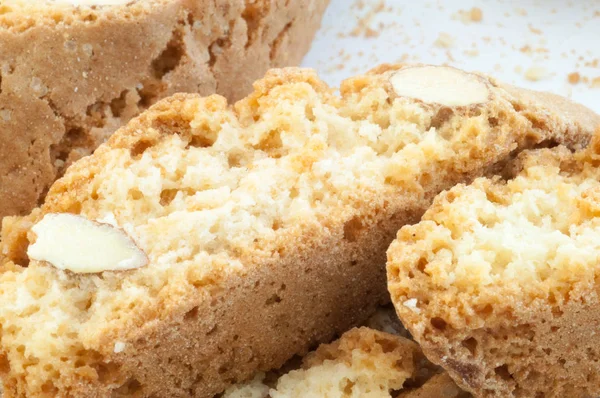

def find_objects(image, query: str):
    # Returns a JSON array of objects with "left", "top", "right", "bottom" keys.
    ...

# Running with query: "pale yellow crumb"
[
  {"left": 524, "top": 66, "right": 549, "bottom": 81},
  {"left": 434, "top": 32, "right": 455, "bottom": 48}
]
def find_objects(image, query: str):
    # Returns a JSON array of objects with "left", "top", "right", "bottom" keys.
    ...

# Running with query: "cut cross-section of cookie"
[
  {"left": 387, "top": 137, "right": 600, "bottom": 397},
  {"left": 389, "top": 65, "right": 491, "bottom": 107},
  {"left": 0, "top": 65, "right": 598, "bottom": 397},
  {"left": 28, "top": 213, "right": 148, "bottom": 274}
]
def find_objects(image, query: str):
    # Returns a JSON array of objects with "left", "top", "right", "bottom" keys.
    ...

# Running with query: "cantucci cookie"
[
  {"left": 223, "top": 327, "right": 440, "bottom": 398},
  {"left": 388, "top": 133, "right": 600, "bottom": 397},
  {"left": 0, "top": 65, "right": 597, "bottom": 397},
  {"left": 223, "top": 311, "right": 468, "bottom": 398},
  {"left": 0, "top": 0, "right": 329, "bottom": 218}
]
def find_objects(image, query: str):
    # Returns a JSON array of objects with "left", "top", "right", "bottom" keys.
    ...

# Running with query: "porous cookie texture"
[
  {"left": 0, "top": 0, "right": 329, "bottom": 219},
  {"left": 0, "top": 65, "right": 597, "bottom": 397},
  {"left": 388, "top": 134, "right": 600, "bottom": 397}
]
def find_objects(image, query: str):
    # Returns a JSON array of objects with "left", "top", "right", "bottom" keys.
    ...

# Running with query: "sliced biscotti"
[
  {"left": 0, "top": 65, "right": 597, "bottom": 397},
  {"left": 223, "top": 327, "right": 442, "bottom": 398},
  {"left": 0, "top": 0, "right": 329, "bottom": 219},
  {"left": 224, "top": 309, "right": 468, "bottom": 398},
  {"left": 387, "top": 134, "right": 600, "bottom": 397}
]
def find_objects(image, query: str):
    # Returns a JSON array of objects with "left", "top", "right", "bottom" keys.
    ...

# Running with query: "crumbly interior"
[
  {"left": 388, "top": 144, "right": 600, "bottom": 329},
  {"left": 0, "top": 66, "right": 584, "bottom": 394}
]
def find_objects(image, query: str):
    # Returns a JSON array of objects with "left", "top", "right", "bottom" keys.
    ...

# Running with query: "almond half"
[{"left": 27, "top": 213, "right": 148, "bottom": 274}]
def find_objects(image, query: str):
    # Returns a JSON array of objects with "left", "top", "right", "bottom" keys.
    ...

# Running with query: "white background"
[{"left": 303, "top": 0, "right": 600, "bottom": 113}]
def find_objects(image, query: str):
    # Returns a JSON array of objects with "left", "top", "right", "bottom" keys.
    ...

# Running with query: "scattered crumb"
[
  {"left": 514, "top": 65, "right": 523, "bottom": 74},
  {"left": 434, "top": 32, "right": 454, "bottom": 48},
  {"left": 349, "top": 0, "right": 386, "bottom": 38},
  {"left": 463, "top": 49, "right": 479, "bottom": 57},
  {"left": 524, "top": 66, "right": 549, "bottom": 81},
  {"left": 592, "top": 77, "right": 600, "bottom": 88},
  {"left": 365, "top": 27, "right": 379, "bottom": 38},
  {"left": 470, "top": 7, "right": 483, "bottom": 22},
  {"left": 528, "top": 24, "right": 543, "bottom": 35},
  {"left": 515, "top": 8, "right": 528, "bottom": 16},
  {"left": 453, "top": 7, "right": 483, "bottom": 24},
  {"left": 584, "top": 59, "right": 599, "bottom": 68},
  {"left": 520, "top": 45, "right": 532, "bottom": 55},
  {"left": 568, "top": 72, "right": 581, "bottom": 84}
]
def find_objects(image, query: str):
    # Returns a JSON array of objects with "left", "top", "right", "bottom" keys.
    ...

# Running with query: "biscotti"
[
  {"left": 224, "top": 308, "right": 468, "bottom": 398},
  {"left": 0, "top": 0, "right": 329, "bottom": 219},
  {"left": 223, "top": 327, "right": 445, "bottom": 398},
  {"left": 387, "top": 133, "right": 600, "bottom": 397},
  {"left": 0, "top": 65, "right": 598, "bottom": 397}
]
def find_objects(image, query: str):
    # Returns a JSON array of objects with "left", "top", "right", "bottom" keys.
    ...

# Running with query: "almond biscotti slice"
[
  {"left": 388, "top": 134, "right": 600, "bottom": 397},
  {"left": 0, "top": 0, "right": 329, "bottom": 219},
  {"left": 0, "top": 65, "right": 597, "bottom": 397},
  {"left": 223, "top": 327, "right": 445, "bottom": 398},
  {"left": 224, "top": 310, "right": 469, "bottom": 398}
]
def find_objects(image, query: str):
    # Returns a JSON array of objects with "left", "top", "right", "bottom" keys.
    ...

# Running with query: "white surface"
[{"left": 303, "top": 0, "right": 600, "bottom": 113}]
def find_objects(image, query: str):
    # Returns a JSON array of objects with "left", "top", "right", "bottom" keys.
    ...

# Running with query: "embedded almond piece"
[
  {"left": 27, "top": 213, "right": 148, "bottom": 273},
  {"left": 390, "top": 65, "right": 491, "bottom": 106}
]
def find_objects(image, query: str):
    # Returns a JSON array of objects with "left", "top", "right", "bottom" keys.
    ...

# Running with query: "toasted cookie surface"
[{"left": 0, "top": 65, "right": 597, "bottom": 397}]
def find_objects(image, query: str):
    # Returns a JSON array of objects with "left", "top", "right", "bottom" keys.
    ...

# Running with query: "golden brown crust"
[
  {"left": 0, "top": 0, "right": 330, "bottom": 218},
  {"left": 0, "top": 66, "right": 597, "bottom": 397},
  {"left": 388, "top": 133, "right": 600, "bottom": 397}
]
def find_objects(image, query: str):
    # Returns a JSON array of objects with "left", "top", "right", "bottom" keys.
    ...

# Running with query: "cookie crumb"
[
  {"left": 365, "top": 27, "right": 379, "bottom": 38},
  {"left": 453, "top": 7, "right": 483, "bottom": 24},
  {"left": 470, "top": 7, "right": 483, "bottom": 22},
  {"left": 515, "top": 8, "right": 528, "bottom": 16},
  {"left": 528, "top": 24, "right": 543, "bottom": 35},
  {"left": 524, "top": 66, "right": 549, "bottom": 81},
  {"left": 568, "top": 72, "right": 581, "bottom": 85},
  {"left": 434, "top": 32, "right": 455, "bottom": 48}
]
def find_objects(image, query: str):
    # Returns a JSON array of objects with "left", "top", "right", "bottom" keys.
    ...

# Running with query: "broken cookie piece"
[
  {"left": 224, "top": 327, "right": 465, "bottom": 398},
  {"left": 388, "top": 133, "right": 600, "bottom": 397}
]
